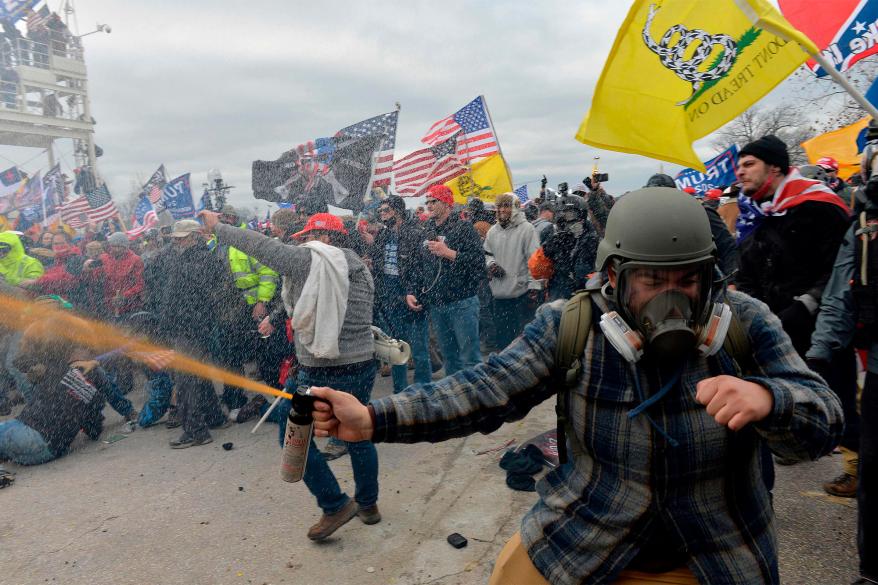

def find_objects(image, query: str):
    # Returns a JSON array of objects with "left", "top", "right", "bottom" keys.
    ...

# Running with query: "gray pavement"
[{"left": 0, "top": 372, "right": 860, "bottom": 585}]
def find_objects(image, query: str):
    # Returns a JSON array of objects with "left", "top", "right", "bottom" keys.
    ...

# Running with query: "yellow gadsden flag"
[
  {"left": 801, "top": 116, "right": 871, "bottom": 180},
  {"left": 576, "top": 0, "right": 818, "bottom": 170},
  {"left": 444, "top": 154, "right": 513, "bottom": 205}
]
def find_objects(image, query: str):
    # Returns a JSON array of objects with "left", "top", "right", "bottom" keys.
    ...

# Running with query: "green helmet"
[{"left": 596, "top": 187, "right": 715, "bottom": 271}]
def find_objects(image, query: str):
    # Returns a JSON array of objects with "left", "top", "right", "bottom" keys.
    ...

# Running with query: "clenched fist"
[{"left": 695, "top": 375, "right": 774, "bottom": 431}]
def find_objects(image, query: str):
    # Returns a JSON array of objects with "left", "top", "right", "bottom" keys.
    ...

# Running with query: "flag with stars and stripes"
[
  {"left": 142, "top": 165, "right": 167, "bottom": 204},
  {"left": 392, "top": 133, "right": 467, "bottom": 197},
  {"left": 421, "top": 96, "right": 500, "bottom": 164},
  {"left": 57, "top": 195, "right": 91, "bottom": 227},
  {"left": 514, "top": 184, "right": 529, "bottom": 203},
  {"left": 126, "top": 194, "right": 158, "bottom": 239},
  {"left": 26, "top": 4, "right": 49, "bottom": 31},
  {"left": 339, "top": 110, "right": 398, "bottom": 189},
  {"left": 84, "top": 183, "right": 119, "bottom": 223}
]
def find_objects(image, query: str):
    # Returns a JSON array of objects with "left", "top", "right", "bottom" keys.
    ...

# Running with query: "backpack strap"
[
  {"left": 553, "top": 289, "right": 593, "bottom": 465},
  {"left": 720, "top": 303, "right": 754, "bottom": 377}
]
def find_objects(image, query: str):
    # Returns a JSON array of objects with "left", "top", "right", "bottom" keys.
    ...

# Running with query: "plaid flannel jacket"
[{"left": 370, "top": 290, "right": 843, "bottom": 584}]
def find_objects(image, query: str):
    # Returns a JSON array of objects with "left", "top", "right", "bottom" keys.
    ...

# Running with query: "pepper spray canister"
[{"left": 280, "top": 385, "right": 316, "bottom": 483}]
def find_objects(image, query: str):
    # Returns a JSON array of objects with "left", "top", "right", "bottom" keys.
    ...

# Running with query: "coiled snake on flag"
[{"left": 642, "top": 3, "right": 737, "bottom": 104}]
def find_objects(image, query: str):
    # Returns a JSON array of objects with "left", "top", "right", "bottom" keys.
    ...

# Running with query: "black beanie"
[
  {"left": 386, "top": 195, "right": 406, "bottom": 215},
  {"left": 739, "top": 135, "right": 790, "bottom": 175}
]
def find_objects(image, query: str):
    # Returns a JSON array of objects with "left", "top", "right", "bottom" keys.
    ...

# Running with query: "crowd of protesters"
[{"left": 0, "top": 135, "right": 875, "bottom": 583}]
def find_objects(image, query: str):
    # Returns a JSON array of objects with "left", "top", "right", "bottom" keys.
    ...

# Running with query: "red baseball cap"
[
  {"left": 682, "top": 186, "right": 697, "bottom": 195},
  {"left": 706, "top": 188, "right": 723, "bottom": 200},
  {"left": 292, "top": 213, "right": 348, "bottom": 240},
  {"left": 816, "top": 156, "right": 839, "bottom": 172},
  {"left": 426, "top": 184, "right": 454, "bottom": 205}
]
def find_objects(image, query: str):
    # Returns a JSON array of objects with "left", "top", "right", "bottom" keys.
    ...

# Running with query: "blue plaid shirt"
[{"left": 370, "top": 290, "right": 843, "bottom": 584}]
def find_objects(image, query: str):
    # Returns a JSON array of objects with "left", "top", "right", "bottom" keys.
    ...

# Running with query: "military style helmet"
[{"left": 596, "top": 187, "right": 716, "bottom": 271}]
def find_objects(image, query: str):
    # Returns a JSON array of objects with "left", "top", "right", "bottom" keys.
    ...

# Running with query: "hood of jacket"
[
  {"left": 496, "top": 193, "right": 526, "bottom": 230},
  {"left": 0, "top": 231, "right": 28, "bottom": 280}
]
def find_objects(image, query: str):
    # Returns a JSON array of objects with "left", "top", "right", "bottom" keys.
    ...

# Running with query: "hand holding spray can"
[{"left": 280, "top": 385, "right": 317, "bottom": 483}]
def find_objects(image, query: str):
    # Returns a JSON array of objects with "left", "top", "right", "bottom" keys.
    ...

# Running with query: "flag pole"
[
  {"left": 480, "top": 95, "right": 514, "bottom": 188},
  {"left": 806, "top": 50, "right": 878, "bottom": 120},
  {"left": 731, "top": 0, "right": 878, "bottom": 120}
]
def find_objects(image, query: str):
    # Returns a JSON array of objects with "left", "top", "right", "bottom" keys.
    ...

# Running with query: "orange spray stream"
[{"left": 0, "top": 292, "right": 293, "bottom": 400}]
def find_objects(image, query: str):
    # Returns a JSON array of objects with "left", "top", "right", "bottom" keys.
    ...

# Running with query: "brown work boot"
[
  {"left": 823, "top": 473, "right": 857, "bottom": 498},
  {"left": 307, "top": 500, "right": 358, "bottom": 541},
  {"left": 357, "top": 504, "right": 381, "bottom": 525}
]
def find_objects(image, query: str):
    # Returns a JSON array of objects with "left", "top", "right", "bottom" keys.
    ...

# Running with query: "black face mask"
[
  {"left": 384, "top": 215, "right": 398, "bottom": 228},
  {"left": 634, "top": 290, "right": 697, "bottom": 363}
]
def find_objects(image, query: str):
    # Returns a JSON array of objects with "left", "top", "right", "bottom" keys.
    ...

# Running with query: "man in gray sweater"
[
  {"left": 201, "top": 210, "right": 379, "bottom": 541},
  {"left": 484, "top": 193, "right": 541, "bottom": 349}
]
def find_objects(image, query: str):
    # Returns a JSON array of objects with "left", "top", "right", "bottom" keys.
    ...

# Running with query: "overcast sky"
[{"left": 2, "top": 0, "right": 807, "bottom": 214}]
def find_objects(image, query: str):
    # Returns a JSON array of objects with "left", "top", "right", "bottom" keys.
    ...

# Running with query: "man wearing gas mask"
[
  {"left": 539, "top": 195, "right": 599, "bottom": 300},
  {"left": 808, "top": 120, "right": 878, "bottom": 585},
  {"left": 307, "top": 187, "right": 843, "bottom": 584}
]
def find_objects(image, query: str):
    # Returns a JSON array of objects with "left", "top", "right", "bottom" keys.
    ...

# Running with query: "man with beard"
[
  {"left": 735, "top": 136, "right": 850, "bottom": 356},
  {"left": 483, "top": 193, "right": 541, "bottom": 349}
]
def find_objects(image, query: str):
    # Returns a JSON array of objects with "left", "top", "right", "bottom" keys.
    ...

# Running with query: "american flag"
[
  {"left": 514, "top": 184, "right": 529, "bottom": 203},
  {"left": 126, "top": 194, "right": 158, "bottom": 238},
  {"left": 57, "top": 195, "right": 90, "bottom": 227},
  {"left": 392, "top": 133, "right": 467, "bottom": 197},
  {"left": 84, "top": 183, "right": 119, "bottom": 222},
  {"left": 339, "top": 110, "right": 398, "bottom": 188},
  {"left": 26, "top": 4, "right": 49, "bottom": 31},
  {"left": 421, "top": 96, "right": 500, "bottom": 164},
  {"left": 143, "top": 165, "right": 167, "bottom": 204}
]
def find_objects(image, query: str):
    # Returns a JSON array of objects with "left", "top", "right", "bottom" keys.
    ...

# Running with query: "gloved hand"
[{"left": 488, "top": 263, "right": 506, "bottom": 279}]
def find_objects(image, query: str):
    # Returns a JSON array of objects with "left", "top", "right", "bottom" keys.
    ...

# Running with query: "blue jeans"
[
  {"left": 275, "top": 360, "right": 379, "bottom": 515},
  {"left": 137, "top": 371, "right": 174, "bottom": 427},
  {"left": 100, "top": 366, "right": 134, "bottom": 418},
  {"left": 4, "top": 332, "right": 32, "bottom": 402},
  {"left": 0, "top": 419, "right": 55, "bottom": 465},
  {"left": 376, "top": 276, "right": 431, "bottom": 393},
  {"left": 391, "top": 316, "right": 430, "bottom": 393},
  {"left": 429, "top": 295, "right": 482, "bottom": 375}
]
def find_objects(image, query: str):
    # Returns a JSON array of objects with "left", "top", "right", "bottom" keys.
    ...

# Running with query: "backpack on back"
[{"left": 552, "top": 289, "right": 751, "bottom": 464}]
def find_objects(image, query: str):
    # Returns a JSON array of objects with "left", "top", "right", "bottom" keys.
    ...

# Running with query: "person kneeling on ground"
[
  {"left": 306, "top": 188, "right": 843, "bottom": 584},
  {"left": 0, "top": 314, "right": 105, "bottom": 468}
]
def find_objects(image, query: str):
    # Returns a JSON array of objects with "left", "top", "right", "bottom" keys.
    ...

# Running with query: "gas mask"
[
  {"left": 557, "top": 210, "right": 585, "bottom": 237},
  {"left": 599, "top": 263, "right": 732, "bottom": 363}
]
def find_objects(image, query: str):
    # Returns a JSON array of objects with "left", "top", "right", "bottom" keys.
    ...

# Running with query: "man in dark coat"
[
  {"left": 407, "top": 185, "right": 486, "bottom": 375},
  {"left": 156, "top": 220, "right": 249, "bottom": 448},
  {"left": 368, "top": 195, "right": 431, "bottom": 392},
  {"left": 735, "top": 135, "right": 851, "bottom": 356}
]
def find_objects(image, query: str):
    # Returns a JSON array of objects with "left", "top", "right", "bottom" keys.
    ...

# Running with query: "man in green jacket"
[{"left": 0, "top": 232, "right": 44, "bottom": 287}]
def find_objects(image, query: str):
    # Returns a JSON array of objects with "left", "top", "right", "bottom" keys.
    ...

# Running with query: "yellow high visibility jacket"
[{"left": 214, "top": 224, "right": 278, "bottom": 305}]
